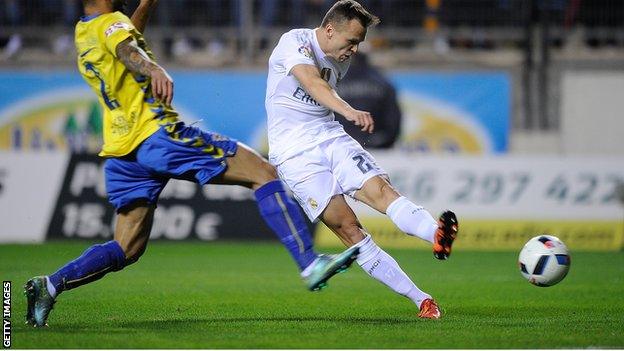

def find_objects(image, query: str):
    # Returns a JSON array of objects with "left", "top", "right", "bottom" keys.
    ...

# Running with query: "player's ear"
[{"left": 325, "top": 23, "right": 334, "bottom": 40}]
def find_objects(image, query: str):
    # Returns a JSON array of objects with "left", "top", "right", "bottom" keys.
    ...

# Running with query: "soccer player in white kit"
[{"left": 265, "top": 0, "right": 459, "bottom": 319}]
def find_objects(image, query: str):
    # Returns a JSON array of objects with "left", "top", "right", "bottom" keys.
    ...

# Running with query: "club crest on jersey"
[
  {"left": 105, "top": 21, "right": 132, "bottom": 37},
  {"left": 298, "top": 45, "right": 313, "bottom": 59}
]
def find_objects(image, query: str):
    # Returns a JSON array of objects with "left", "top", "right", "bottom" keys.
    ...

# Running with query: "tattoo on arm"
[{"left": 115, "top": 38, "right": 158, "bottom": 77}]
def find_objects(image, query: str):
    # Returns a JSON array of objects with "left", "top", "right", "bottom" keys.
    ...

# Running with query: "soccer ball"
[{"left": 518, "top": 235, "right": 571, "bottom": 287}]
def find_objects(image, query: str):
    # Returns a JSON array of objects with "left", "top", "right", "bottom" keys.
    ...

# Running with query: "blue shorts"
[{"left": 104, "top": 123, "right": 238, "bottom": 211}]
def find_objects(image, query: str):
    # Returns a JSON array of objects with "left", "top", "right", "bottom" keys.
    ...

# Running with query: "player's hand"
[
  {"left": 150, "top": 66, "right": 174, "bottom": 106},
  {"left": 343, "top": 108, "right": 374, "bottom": 133}
]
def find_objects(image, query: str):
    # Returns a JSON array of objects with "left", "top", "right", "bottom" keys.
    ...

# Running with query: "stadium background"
[{"left": 0, "top": 0, "right": 623, "bottom": 348}]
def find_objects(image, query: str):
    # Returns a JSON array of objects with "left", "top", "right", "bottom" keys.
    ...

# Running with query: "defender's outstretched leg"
[{"left": 213, "top": 142, "right": 359, "bottom": 290}]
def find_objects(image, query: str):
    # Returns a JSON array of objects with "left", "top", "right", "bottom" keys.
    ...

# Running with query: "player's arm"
[
  {"left": 116, "top": 37, "right": 173, "bottom": 106},
  {"left": 131, "top": 0, "right": 158, "bottom": 33},
  {"left": 291, "top": 64, "right": 374, "bottom": 133}
]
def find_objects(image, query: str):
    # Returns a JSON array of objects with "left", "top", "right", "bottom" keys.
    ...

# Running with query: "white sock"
[
  {"left": 45, "top": 276, "right": 57, "bottom": 298},
  {"left": 386, "top": 196, "right": 438, "bottom": 244},
  {"left": 354, "top": 235, "right": 431, "bottom": 308}
]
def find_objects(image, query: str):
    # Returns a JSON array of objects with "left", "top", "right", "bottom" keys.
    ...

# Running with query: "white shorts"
[{"left": 276, "top": 134, "right": 386, "bottom": 221}]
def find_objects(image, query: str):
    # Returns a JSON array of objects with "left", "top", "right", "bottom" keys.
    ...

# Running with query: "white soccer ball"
[{"left": 518, "top": 235, "right": 571, "bottom": 287}]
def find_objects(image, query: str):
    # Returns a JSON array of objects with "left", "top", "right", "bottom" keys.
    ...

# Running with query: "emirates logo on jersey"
[{"left": 298, "top": 45, "right": 313, "bottom": 59}]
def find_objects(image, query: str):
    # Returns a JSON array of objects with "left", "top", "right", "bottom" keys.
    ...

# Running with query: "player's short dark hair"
[{"left": 321, "top": 0, "right": 380, "bottom": 29}]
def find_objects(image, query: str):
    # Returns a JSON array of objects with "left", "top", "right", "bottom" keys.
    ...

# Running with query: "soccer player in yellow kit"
[{"left": 24, "top": 0, "right": 359, "bottom": 327}]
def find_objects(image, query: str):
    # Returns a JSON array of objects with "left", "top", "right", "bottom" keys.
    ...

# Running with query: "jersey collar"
[
  {"left": 80, "top": 13, "right": 101, "bottom": 22},
  {"left": 312, "top": 29, "right": 324, "bottom": 57}
]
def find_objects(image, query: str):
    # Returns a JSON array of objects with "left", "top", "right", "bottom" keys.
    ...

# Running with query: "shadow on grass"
[
  {"left": 122, "top": 315, "right": 422, "bottom": 328},
  {"left": 26, "top": 315, "right": 421, "bottom": 333}
]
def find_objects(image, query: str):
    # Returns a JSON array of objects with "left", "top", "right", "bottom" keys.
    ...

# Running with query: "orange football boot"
[
  {"left": 433, "top": 210, "right": 458, "bottom": 260},
  {"left": 418, "top": 298, "right": 441, "bottom": 319}
]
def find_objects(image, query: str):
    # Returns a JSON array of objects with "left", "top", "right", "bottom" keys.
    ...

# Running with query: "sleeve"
[
  {"left": 101, "top": 13, "right": 135, "bottom": 57},
  {"left": 278, "top": 33, "right": 317, "bottom": 75}
]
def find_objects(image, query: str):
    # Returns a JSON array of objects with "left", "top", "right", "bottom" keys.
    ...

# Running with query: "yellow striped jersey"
[{"left": 75, "top": 11, "right": 178, "bottom": 157}]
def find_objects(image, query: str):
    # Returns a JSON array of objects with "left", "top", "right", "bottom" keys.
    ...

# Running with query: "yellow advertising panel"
[{"left": 315, "top": 217, "right": 624, "bottom": 251}]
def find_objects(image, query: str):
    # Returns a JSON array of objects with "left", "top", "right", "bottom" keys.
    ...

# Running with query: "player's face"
[
  {"left": 111, "top": 0, "right": 127, "bottom": 12},
  {"left": 326, "top": 19, "right": 367, "bottom": 62}
]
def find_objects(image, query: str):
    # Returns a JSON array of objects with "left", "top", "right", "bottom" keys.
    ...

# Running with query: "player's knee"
[
  {"left": 363, "top": 176, "right": 399, "bottom": 211},
  {"left": 379, "top": 181, "right": 399, "bottom": 205}
]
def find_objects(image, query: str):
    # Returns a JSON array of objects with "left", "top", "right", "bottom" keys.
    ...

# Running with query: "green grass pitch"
[{"left": 2, "top": 241, "right": 623, "bottom": 349}]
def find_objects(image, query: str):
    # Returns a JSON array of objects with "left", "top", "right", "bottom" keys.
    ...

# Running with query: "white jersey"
[{"left": 265, "top": 28, "right": 351, "bottom": 165}]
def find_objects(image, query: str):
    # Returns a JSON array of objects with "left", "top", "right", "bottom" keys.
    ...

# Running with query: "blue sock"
[
  {"left": 48, "top": 240, "right": 126, "bottom": 294},
  {"left": 254, "top": 180, "right": 318, "bottom": 271}
]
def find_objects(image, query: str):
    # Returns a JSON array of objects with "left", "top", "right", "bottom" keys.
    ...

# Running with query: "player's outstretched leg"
[
  {"left": 356, "top": 177, "right": 459, "bottom": 259},
  {"left": 300, "top": 246, "right": 359, "bottom": 291},
  {"left": 254, "top": 179, "right": 318, "bottom": 269},
  {"left": 24, "top": 240, "right": 126, "bottom": 327},
  {"left": 385, "top": 196, "right": 438, "bottom": 243},
  {"left": 388, "top": 199, "right": 459, "bottom": 259},
  {"left": 25, "top": 203, "right": 154, "bottom": 327},
  {"left": 216, "top": 143, "right": 359, "bottom": 290},
  {"left": 24, "top": 242, "right": 126, "bottom": 327},
  {"left": 254, "top": 179, "right": 359, "bottom": 290},
  {"left": 321, "top": 195, "right": 438, "bottom": 317},
  {"left": 353, "top": 234, "right": 439, "bottom": 318}
]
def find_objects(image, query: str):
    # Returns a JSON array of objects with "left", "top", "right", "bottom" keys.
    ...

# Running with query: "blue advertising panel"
[
  {"left": 391, "top": 72, "right": 510, "bottom": 154},
  {"left": 0, "top": 70, "right": 509, "bottom": 154}
]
